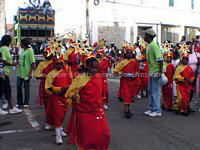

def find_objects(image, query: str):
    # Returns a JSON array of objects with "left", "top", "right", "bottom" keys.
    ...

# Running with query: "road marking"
[
  {"left": 24, "top": 109, "right": 40, "bottom": 131},
  {"left": 0, "top": 129, "right": 33, "bottom": 135}
]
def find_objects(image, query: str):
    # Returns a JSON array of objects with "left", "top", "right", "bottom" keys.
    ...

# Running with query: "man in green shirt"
[
  {"left": 0, "top": 35, "right": 22, "bottom": 114},
  {"left": 143, "top": 28, "right": 163, "bottom": 117},
  {"left": 17, "top": 38, "right": 35, "bottom": 108}
]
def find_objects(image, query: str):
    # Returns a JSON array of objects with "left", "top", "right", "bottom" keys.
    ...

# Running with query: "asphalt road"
[{"left": 0, "top": 71, "right": 200, "bottom": 150}]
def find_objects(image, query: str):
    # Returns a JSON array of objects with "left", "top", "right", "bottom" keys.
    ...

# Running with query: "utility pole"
[{"left": 86, "top": 0, "right": 90, "bottom": 44}]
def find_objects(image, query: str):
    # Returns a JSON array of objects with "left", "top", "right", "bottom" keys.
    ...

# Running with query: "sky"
[{"left": 5, "top": 0, "right": 84, "bottom": 33}]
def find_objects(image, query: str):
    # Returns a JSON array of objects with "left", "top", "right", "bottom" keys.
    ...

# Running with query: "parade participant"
[
  {"left": 96, "top": 49, "right": 112, "bottom": 110},
  {"left": 45, "top": 57, "right": 72, "bottom": 144},
  {"left": 0, "top": 35, "right": 22, "bottom": 114},
  {"left": 64, "top": 38, "right": 86, "bottom": 78},
  {"left": 113, "top": 49, "right": 141, "bottom": 118},
  {"left": 138, "top": 38, "right": 148, "bottom": 98},
  {"left": 65, "top": 54, "right": 110, "bottom": 150},
  {"left": 162, "top": 51, "right": 175, "bottom": 111},
  {"left": 186, "top": 41, "right": 198, "bottom": 113},
  {"left": 43, "top": 0, "right": 53, "bottom": 16},
  {"left": 34, "top": 48, "right": 54, "bottom": 129},
  {"left": 173, "top": 43, "right": 194, "bottom": 116},
  {"left": 17, "top": 38, "right": 35, "bottom": 109},
  {"left": 143, "top": 28, "right": 163, "bottom": 117}
]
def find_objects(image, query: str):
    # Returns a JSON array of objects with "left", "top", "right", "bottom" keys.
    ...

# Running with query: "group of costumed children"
[{"left": 34, "top": 33, "right": 200, "bottom": 149}]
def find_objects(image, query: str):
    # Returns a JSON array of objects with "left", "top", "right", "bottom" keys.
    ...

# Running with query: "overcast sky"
[{"left": 5, "top": 0, "right": 84, "bottom": 33}]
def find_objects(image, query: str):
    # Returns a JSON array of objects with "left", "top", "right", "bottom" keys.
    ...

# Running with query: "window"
[
  {"left": 169, "top": 0, "right": 174, "bottom": 7},
  {"left": 191, "top": 0, "right": 194, "bottom": 9}
]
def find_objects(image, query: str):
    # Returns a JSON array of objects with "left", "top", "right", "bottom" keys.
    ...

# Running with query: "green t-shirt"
[
  {"left": 0, "top": 46, "right": 12, "bottom": 76},
  {"left": 146, "top": 40, "right": 163, "bottom": 73},
  {"left": 17, "top": 48, "right": 35, "bottom": 78}
]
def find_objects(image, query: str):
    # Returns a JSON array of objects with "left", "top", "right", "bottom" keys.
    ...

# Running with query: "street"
[{"left": 0, "top": 72, "right": 200, "bottom": 150}]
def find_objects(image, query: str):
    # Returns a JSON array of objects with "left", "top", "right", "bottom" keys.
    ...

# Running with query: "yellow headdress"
[
  {"left": 180, "top": 42, "right": 190, "bottom": 59},
  {"left": 162, "top": 41, "right": 173, "bottom": 57}
]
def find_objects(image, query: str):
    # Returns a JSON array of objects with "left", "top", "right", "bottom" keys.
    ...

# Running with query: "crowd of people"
[{"left": 0, "top": 27, "right": 200, "bottom": 149}]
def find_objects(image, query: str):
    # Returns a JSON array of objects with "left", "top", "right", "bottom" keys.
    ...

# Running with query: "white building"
[
  {"left": 0, "top": 0, "right": 5, "bottom": 37},
  {"left": 84, "top": 0, "right": 200, "bottom": 48}
]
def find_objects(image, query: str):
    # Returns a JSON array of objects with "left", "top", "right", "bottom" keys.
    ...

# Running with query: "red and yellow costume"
[
  {"left": 162, "top": 63, "right": 175, "bottom": 109},
  {"left": 97, "top": 51, "right": 112, "bottom": 104},
  {"left": 45, "top": 61, "right": 72, "bottom": 128},
  {"left": 113, "top": 58, "right": 141, "bottom": 104},
  {"left": 35, "top": 59, "right": 54, "bottom": 125},
  {"left": 65, "top": 73, "right": 110, "bottom": 150},
  {"left": 64, "top": 46, "right": 79, "bottom": 79},
  {"left": 173, "top": 64, "right": 194, "bottom": 113}
]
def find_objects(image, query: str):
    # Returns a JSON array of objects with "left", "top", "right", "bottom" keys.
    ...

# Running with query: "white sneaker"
[
  {"left": 2, "top": 102, "right": 8, "bottom": 109},
  {"left": 9, "top": 106, "right": 22, "bottom": 114},
  {"left": 45, "top": 123, "right": 53, "bottom": 130},
  {"left": 148, "top": 112, "right": 162, "bottom": 117},
  {"left": 61, "top": 130, "right": 67, "bottom": 137},
  {"left": 56, "top": 135, "right": 63, "bottom": 145},
  {"left": 137, "top": 95, "right": 141, "bottom": 99},
  {"left": 0, "top": 108, "right": 8, "bottom": 115},
  {"left": 144, "top": 110, "right": 152, "bottom": 115},
  {"left": 104, "top": 104, "right": 108, "bottom": 110}
]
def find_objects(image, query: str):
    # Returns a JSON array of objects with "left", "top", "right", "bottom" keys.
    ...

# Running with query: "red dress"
[
  {"left": 162, "top": 63, "right": 175, "bottom": 109},
  {"left": 35, "top": 60, "right": 54, "bottom": 125},
  {"left": 139, "top": 61, "right": 149, "bottom": 91},
  {"left": 114, "top": 59, "right": 141, "bottom": 104},
  {"left": 66, "top": 74, "right": 110, "bottom": 150},
  {"left": 98, "top": 59, "right": 111, "bottom": 104},
  {"left": 45, "top": 67, "right": 72, "bottom": 127},
  {"left": 174, "top": 65, "right": 194, "bottom": 112}
]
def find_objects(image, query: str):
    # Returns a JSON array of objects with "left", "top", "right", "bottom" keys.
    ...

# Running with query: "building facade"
[
  {"left": 0, "top": 0, "right": 5, "bottom": 37},
  {"left": 86, "top": 0, "right": 200, "bottom": 48}
]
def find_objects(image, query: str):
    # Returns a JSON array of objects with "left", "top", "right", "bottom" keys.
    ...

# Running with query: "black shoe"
[
  {"left": 118, "top": 97, "right": 123, "bottom": 102},
  {"left": 124, "top": 110, "right": 133, "bottom": 118},
  {"left": 166, "top": 108, "right": 173, "bottom": 112},
  {"left": 180, "top": 112, "right": 189, "bottom": 117},
  {"left": 174, "top": 110, "right": 179, "bottom": 115}
]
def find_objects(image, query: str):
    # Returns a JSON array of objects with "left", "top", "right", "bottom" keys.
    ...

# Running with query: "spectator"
[
  {"left": 17, "top": 38, "right": 35, "bottom": 109},
  {"left": 143, "top": 28, "right": 163, "bottom": 117},
  {"left": 29, "top": 0, "right": 41, "bottom": 8},
  {"left": 0, "top": 35, "right": 22, "bottom": 114},
  {"left": 180, "top": 35, "right": 186, "bottom": 45},
  {"left": 43, "top": 0, "right": 53, "bottom": 16}
]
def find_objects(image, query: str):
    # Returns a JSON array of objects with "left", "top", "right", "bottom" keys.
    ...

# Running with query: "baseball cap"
[{"left": 144, "top": 28, "right": 156, "bottom": 37}]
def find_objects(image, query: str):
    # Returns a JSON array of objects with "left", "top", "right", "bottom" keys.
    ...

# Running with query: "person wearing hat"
[
  {"left": 143, "top": 28, "right": 163, "bottom": 117},
  {"left": 65, "top": 54, "right": 110, "bottom": 150},
  {"left": 173, "top": 45, "right": 194, "bottom": 116},
  {"left": 96, "top": 49, "right": 112, "bottom": 110},
  {"left": 34, "top": 48, "right": 54, "bottom": 129},
  {"left": 113, "top": 49, "right": 141, "bottom": 118},
  {"left": 162, "top": 51, "right": 175, "bottom": 111},
  {"left": 17, "top": 38, "right": 35, "bottom": 109},
  {"left": 45, "top": 57, "right": 72, "bottom": 144}
]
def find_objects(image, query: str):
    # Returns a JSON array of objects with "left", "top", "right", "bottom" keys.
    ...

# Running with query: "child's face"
[
  {"left": 126, "top": 50, "right": 133, "bottom": 59},
  {"left": 166, "top": 56, "right": 172, "bottom": 63},
  {"left": 182, "top": 56, "right": 189, "bottom": 65},
  {"left": 55, "top": 62, "right": 64, "bottom": 71},
  {"left": 96, "top": 54, "right": 102, "bottom": 61},
  {"left": 88, "top": 61, "right": 98, "bottom": 76}
]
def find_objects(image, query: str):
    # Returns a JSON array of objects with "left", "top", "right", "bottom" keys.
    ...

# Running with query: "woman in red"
[
  {"left": 138, "top": 47, "right": 149, "bottom": 98},
  {"left": 65, "top": 54, "right": 110, "bottom": 150},
  {"left": 35, "top": 48, "right": 55, "bottom": 129},
  {"left": 173, "top": 53, "right": 194, "bottom": 116},
  {"left": 162, "top": 52, "right": 175, "bottom": 111},
  {"left": 113, "top": 49, "right": 141, "bottom": 118},
  {"left": 45, "top": 58, "right": 72, "bottom": 144},
  {"left": 96, "top": 50, "right": 111, "bottom": 110}
]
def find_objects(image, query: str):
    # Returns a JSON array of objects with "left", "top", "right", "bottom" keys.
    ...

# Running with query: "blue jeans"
[
  {"left": 148, "top": 76, "right": 162, "bottom": 113},
  {"left": 43, "top": 8, "right": 53, "bottom": 16},
  {"left": 17, "top": 77, "right": 30, "bottom": 106}
]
